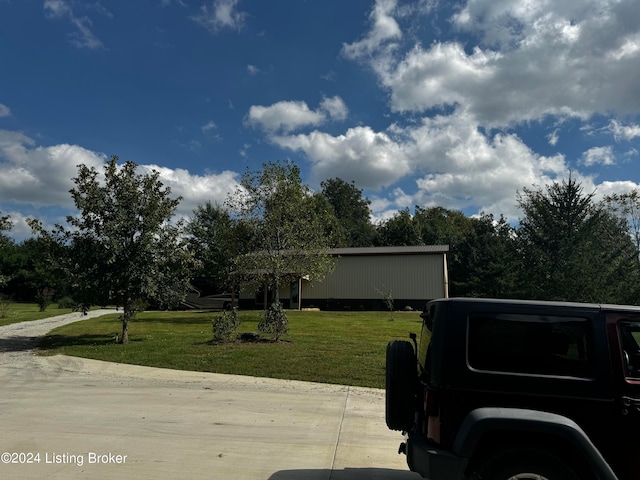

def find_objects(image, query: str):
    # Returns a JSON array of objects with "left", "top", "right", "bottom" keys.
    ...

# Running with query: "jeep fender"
[{"left": 451, "top": 407, "right": 618, "bottom": 480}]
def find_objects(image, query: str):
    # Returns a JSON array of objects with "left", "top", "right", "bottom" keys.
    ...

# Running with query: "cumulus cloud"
[
  {"left": 346, "top": 0, "right": 640, "bottom": 126},
  {"left": 0, "top": 104, "right": 11, "bottom": 118},
  {"left": 138, "top": 165, "right": 239, "bottom": 217},
  {"left": 0, "top": 130, "right": 239, "bottom": 229},
  {"left": 192, "top": 0, "right": 246, "bottom": 34},
  {"left": 581, "top": 146, "right": 616, "bottom": 166},
  {"left": 44, "top": 0, "right": 104, "bottom": 49},
  {"left": 342, "top": 0, "right": 401, "bottom": 59},
  {"left": 272, "top": 126, "right": 410, "bottom": 189},
  {"left": 246, "top": 96, "right": 348, "bottom": 133}
]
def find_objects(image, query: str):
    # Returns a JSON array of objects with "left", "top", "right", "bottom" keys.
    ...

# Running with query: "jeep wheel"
[
  {"left": 474, "top": 448, "right": 579, "bottom": 480},
  {"left": 385, "top": 340, "right": 417, "bottom": 431}
]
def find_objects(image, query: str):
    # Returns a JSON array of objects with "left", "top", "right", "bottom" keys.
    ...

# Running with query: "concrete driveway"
[{"left": 0, "top": 314, "right": 420, "bottom": 480}]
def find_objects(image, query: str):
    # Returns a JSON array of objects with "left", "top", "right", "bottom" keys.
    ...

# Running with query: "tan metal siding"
[{"left": 302, "top": 254, "right": 445, "bottom": 300}]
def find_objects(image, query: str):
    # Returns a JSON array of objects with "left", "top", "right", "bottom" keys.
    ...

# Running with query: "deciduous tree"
[
  {"left": 226, "top": 160, "right": 334, "bottom": 309},
  {"left": 31, "top": 156, "right": 197, "bottom": 343},
  {"left": 321, "top": 178, "right": 375, "bottom": 247}
]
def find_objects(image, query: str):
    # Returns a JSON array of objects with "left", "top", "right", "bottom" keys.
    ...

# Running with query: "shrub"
[
  {"left": 258, "top": 302, "right": 289, "bottom": 342},
  {"left": 0, "top": 294, "right": 12, "bottom": 318},
  {"left": 57, "top": 296, "right": 76, "bottom": 309},
  {"left": 36, "top": 288, "right": 54, "bottom": 312},
  {"left": 212, "top": 308, "right": 240, "bottom": 342}
]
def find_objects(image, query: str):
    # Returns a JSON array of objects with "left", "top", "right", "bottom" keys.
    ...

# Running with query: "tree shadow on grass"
[
  {"left": 136, "top": 316, "right": 215, "bottom": 325},
  {"left": 39, "top": 334, "right": 142, "bottom": 349}
]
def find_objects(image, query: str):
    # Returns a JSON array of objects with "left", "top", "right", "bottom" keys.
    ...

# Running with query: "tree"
[
  {"left": 375, "top": 208, "right": 422, "bottom": 246},
  {"left": 0, "top": 213, "right": 13, "bottom": 289},
  {"left": 31, "top": 156, "right": 197, "bottom": 343},
  {"left": 186, "top": 202, "right": 239, "bottom": 293},
  {"left": 515, "top": 177, "right": 639, "bottom": 303},
  {"left": 603, "top": 190, "right": 640, "bottom": 254},
  {"left": 320, "top": 178, "right": 375, "bottom": 247},
  {"left": 453, "top": 214, "right": 518, "bottom": 298},
  {"left": 226, "top": 160, "right": 335, "bottom": 308}
]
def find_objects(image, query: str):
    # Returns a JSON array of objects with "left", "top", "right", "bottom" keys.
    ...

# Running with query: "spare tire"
[{"left": 385, "top": 339, "right": 418, "bottom": 431}]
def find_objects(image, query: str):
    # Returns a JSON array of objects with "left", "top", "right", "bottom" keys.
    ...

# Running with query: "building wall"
[
  {"left": 239, "top": 252, "right": 447, "bottom": 310},
  {"left": 303, "top": 254, "right": 445, "bottom": 300}
]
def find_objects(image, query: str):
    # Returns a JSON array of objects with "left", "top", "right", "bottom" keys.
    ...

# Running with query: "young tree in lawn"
[
  {"left": 226, "top": 160, "right": 334, "bottom": 337},
  {"left": 32, "top": 156, "right": 197, "bottom": 343}
]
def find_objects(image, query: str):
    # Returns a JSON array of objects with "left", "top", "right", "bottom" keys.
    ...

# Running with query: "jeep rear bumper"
[{"left": 405, "top": 432, "right": 468, "bottom": 480}]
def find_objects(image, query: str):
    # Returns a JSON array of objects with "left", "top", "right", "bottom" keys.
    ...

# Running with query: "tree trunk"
[{"left": 121, "top": 303, "right": 131, "bottom": 344}]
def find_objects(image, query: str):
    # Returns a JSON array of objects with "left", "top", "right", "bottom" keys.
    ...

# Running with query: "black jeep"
[{"left": 385, "top": 298, "right": 640, "bottom": 480}]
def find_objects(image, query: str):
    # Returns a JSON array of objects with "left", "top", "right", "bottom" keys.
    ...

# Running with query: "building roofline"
[{"left": 329, "top": 245, "right": 449, "bottom": 256}]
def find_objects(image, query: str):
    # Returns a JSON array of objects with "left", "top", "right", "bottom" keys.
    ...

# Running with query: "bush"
[
  {"left": 0, "top": 294, "right": 12, "bottom": 318},
  {"left": 57, "top": 296, "right": 76, "bottom": 309},
  {"left": 258, "top": 301, "right": 289, "bottom": 342},
  {"left": 212, "top": 308, "right": 240, "bottom": 342},
  {"left": 35, "top": 288, "right": 54, "bottom": 312}
]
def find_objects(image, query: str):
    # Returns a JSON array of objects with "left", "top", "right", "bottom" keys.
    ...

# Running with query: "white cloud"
[
  {"left": 138, "top": 165, "right": 239, "bottom": 217},
  {"left": 547, "top": 129, "right": 560, "bottom": 146},
  {"left": 201, "top": 120, "right": 217, "bottom": 132},
  {"left": 0, "top": 104, "right": 11, "bottom": 118},
  {"left": 246, "top": 96, "right": 348, "bottom": 133},
  {"left": 272, "top": 126, "right": 410, "bottom": 189},
  {"left": 192, "top": 0, "right": 246, "bottom": 34},
  {"left": 319, "top": 96, "right": 348, "bottom": 121},
  {"left": 347, "top": 0, "right": 640, "bottom": 126},
  {"left": 581, "top": 146, "right": 615, "bottom": 166},
  {"left": 247, "top": 64, "right": 260, "bottom": 75},
  {"left": 608, "top": 120, "right": 640, "bottom": 141},
  {"left": 342, "top": 0, "right": 402, "bottom": 59},
  {"left": 44, "top": 0, "right": 104, "bottom": 49},
  {"left": 0, "top": 130, "right": 239, "bottom": 225}
]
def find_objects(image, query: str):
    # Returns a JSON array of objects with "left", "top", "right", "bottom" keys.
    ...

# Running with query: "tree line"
[{"left": 1, "top": 157, "right": 640, "bottom": 341}]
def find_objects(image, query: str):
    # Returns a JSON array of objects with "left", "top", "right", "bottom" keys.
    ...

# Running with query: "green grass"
[
  {"left": 0, "top": 302, "right": 74, "bottom": 326},
  {"left": 39, "top": 310, "right": 425, "bottom": 388}
]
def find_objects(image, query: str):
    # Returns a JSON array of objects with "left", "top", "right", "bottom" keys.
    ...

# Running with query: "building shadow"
[{"left": 268, "top": 467, "right": 421, "bottom": 480}]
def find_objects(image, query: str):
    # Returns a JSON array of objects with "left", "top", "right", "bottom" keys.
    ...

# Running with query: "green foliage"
[
  {"left": 186, "top": 202, "right": 239, "bottom": 290},
  {"left": 29, "top": 156, "right": 198, "bottom": 343},
  {"left": 0, "top": 212, "right": 13, "bottom": 289},
  {"left": 0, "top": 294, "right": 12, "bottom": 318},
  {"left": 258, "top": 301, "right": 289, "bottom": 341},
  {"left": 320, "top": 178, "right": 375, "bottom": 247},
  {"left": 375, "top": 208, "right": 423, "bottom": 246},
  {"left": 211, "top": 307, "right": 240, "bottom": 342},
  {"left": 35, "top": 287, "right": 54, "bottom": 312},
  {"left": 516, "top": 177, "right": 640, "bottom": 303},
  {"left": 227, "top": 160, "right": 335, "bottom": 302},
  {"left": 56, "top": 296, "right": 76, "bottom": 309}
]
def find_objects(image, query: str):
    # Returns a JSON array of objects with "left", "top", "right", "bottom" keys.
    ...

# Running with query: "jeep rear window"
[
  {"left": 467, "top": 314, "right": 594, "bottom": 378},
  {"left": 619, "top": 321, "right": 640, "bottom": 379}
]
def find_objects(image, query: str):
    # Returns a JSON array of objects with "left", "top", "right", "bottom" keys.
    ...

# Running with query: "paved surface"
[{"left": 0, "top": 312, "right": 420, "bottom": 479}]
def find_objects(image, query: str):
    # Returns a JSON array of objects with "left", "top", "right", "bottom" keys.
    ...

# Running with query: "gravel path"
[{"left": 0, "top": 309, "right": 116, "bottom": 365}]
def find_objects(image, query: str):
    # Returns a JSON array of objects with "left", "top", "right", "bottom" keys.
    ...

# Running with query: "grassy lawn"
[
  {"left": 0, "top": 302, "right": 74, "bottom": 327},
  {"left": 39, "top": 310, "right": 426, "bottom": 388}
]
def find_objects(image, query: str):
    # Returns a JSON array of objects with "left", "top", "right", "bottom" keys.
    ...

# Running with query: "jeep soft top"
[{"left": 386, "top": 298, "right": 640, "bottom": 480}]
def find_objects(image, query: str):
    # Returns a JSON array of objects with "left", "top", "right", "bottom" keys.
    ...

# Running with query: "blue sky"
[{"left": 2, "top": 0, "right": 640, "bottom": 240}]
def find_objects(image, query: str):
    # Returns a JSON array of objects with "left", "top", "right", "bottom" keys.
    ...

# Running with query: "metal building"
[{"left": 239, "top": 245, "right": 449, "bottom": 311}]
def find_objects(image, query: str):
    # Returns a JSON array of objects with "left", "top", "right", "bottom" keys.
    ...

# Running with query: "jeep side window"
[
  {"left": 619, "top": 321, "right": 640, "bottom": 378},
  {"left": 467, "top": 314, "right": 595, "bottom": 378}
]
